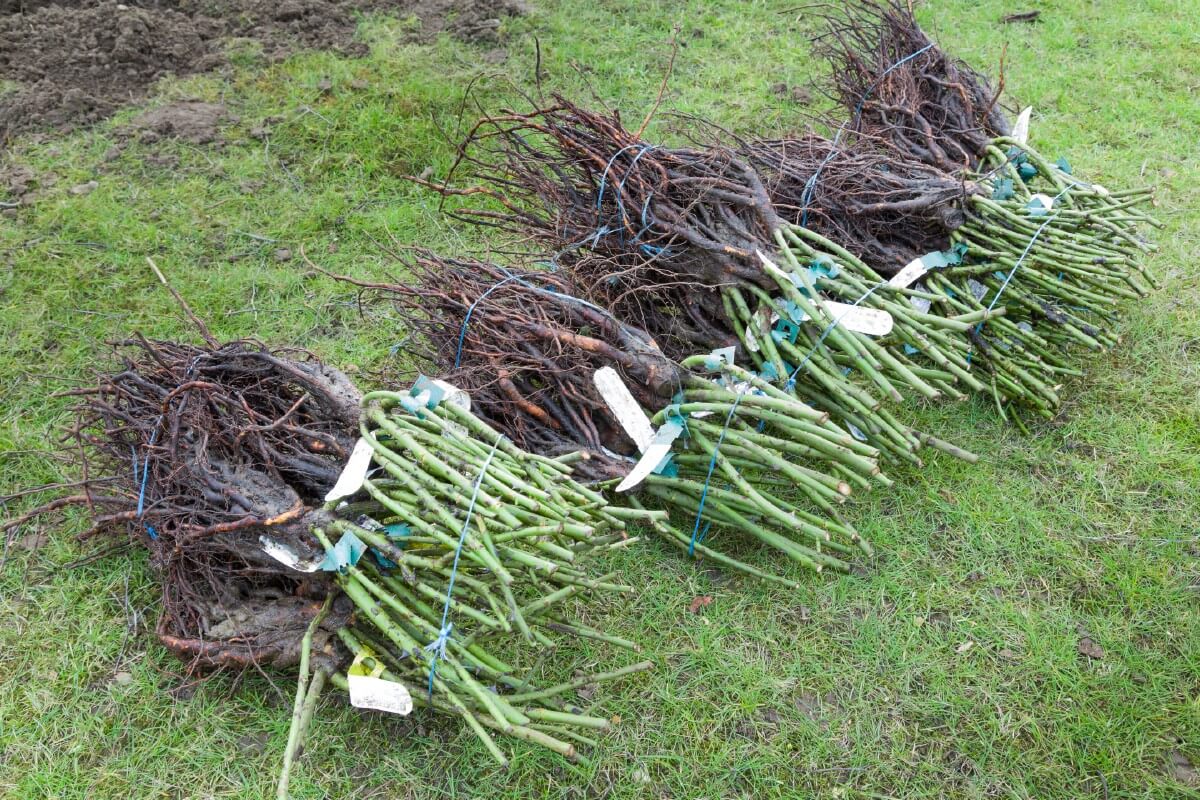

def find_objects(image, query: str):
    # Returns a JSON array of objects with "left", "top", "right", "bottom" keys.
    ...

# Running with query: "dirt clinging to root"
[{"left": 0, "top": 0, "right": 529, "bottom": 139}]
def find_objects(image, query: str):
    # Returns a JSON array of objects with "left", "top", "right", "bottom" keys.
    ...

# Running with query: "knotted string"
[
  {"left": 452, "top": 268, "right": 629, "bottom": 370},
  {"left": 424, "top": 436, "right": 502, "bottom": 697},
  {"left": 784, "top": 281, "right": 887, "bottom": 392},
  {"left": 799, "top": 42, "right": 935, "bottom": 228},
  {"left": 687, "top": 380, "right": 748, "bottom": 555},
  {"left": 967, "top": 178, "right": 1082, "bottom": 361}
]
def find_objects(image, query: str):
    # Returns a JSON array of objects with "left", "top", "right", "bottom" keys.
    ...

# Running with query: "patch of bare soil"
[
  {"left": 132, "top": 100, "right": 231, "bottom": 143},
  {"left": 0, "top": 0, "right": 529, "bottom": 140}
]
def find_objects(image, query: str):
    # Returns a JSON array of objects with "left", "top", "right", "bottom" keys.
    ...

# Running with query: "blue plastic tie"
[
  {"left": 552, "top": 143, "right": 667, "bottom": 263},
  {"left": 424, "top": 437, "right": 502, "bottom": 697},
  {"left": 613, "top": 144, "right": 655, "bottom": 217},
  {"left": 594, "top": 143, "right": 654, "bottom": 239}
]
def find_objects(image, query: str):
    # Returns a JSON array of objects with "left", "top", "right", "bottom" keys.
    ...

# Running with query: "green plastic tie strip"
[
  {"left": 1026, "top": 196, "right": 1052, "bottom": 217},
  {"left": 321, "top": 530, "right": 366, "bottom": 573},
  {"left": 918, "top": 242, "right": 969, "bottom": 270},
  {"left": 772, "top": 317, "right": 801, "bottom": 344}
]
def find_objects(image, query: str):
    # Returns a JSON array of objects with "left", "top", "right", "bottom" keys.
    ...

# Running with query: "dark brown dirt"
[
  {"left": 0, "top": 0, "right": 529, "bottom": 140},
  {"left": 132, "top": 100, "right": 231, "bottom": 143}
]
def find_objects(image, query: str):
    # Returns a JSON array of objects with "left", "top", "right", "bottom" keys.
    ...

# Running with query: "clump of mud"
[{"left": 0, "top": 0, "right": 529, "bottom": 140}]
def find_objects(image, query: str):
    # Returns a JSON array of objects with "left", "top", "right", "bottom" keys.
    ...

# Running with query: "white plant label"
[
  {"left": 745, "top": 306, "right": 774, "bottom": 352},
  {"left": 594, "top": 367, "right": 655, "bottom": 452},
  {"left": 1012, "top": 106, "right": 1033, "bottom": 145},
  {"left": 889, "top": 258, "right": 929, "bottom": 289},
  {"left": 348, "top": 675, "right": 413, "bottom": 716},
  {"left": 909, "top": 294, "right": 932, "bottom": 314},
  {"left": 817, "top": 300, "right": 894, "bottom": 336},
  {"left": 756, "top": 249, "right": 784, "bottom": 274},
  {"left": 770, "top": 291, "right": 889, "bottom": 335},
  {"left": 324, "top": 437, "right": 374, "bottom": 503},
  {"left": 615, "top": 423, "right": 684, "bottom": 493},
  {"left": 259, "top": 535, "right": 322, "bottom": 573},
  {"left": 757, "top": 250, "right": 893, "bottom": 336}
]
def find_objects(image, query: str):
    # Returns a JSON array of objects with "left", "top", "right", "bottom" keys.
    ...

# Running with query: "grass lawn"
[{"left": 1, "top": 1, "right": 1198, "bottom": 797}]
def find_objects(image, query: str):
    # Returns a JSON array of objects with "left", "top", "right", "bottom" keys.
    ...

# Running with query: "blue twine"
[
  {"left": 424, "top": 436, "right": 502, "bottom": 697},
  {"left": 784, "top": 282, "right": 887, "bottom": 392},
  {"left": 612, "top": 144, "right": 655, "bottom": 216},
  {"left": 565, "top": 143, "right": 668, "bottom": 259},
  {"left": 687, "top": 385, "right": 748, "bottom": 555},
  {"left": 132, "top": 421, "right": 162, "bottom": 540},
  {"left": 967, "top": 179, "right": 1081, "bottom": 359},
  {"left": 596, "top": 143, "right": 654, "bottom": 226},
  {"left": 452, "top": 275, "right": 522, "bottom": 369},
  {"left": 587, "top": 144, "right": 641, "bottom": 248},
  {"left": 453, "top": 269, "right": 622, "bottom": 370},
  {"left": 633, "top": 194, "right": 668, "bottom": 256},
  {"left": 132, "top": 360, "right": 201, "bottom": 541},
  {"left": 799, "top": 43, "right": 935, "bottom": 228}
]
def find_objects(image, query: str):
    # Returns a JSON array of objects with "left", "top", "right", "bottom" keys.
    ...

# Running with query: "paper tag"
[
  {"left": 325, "top": 437, "right": 374, "bottom": 502},
  {"left": 817, "top": 301, "right": 894, "bottom": 336},
  {"left": 616, "top": 420, "right": 684, "bottom": 492},
  {"left": 1012, "top": 106, "right": 1033, "bottom": 145},
  {"left": 594, "top": 367, "right": 655, "bottom": 452},
  {"left": 349, "top": 675, "right": 412, "bottom": 715},
  {"left": 889, "top": 258, "right": 929, "bottom": 289},
  {"left": 259, "top": 535, "right": 322, "bottom": 573},
  {"left": 348, "top": 651, "right": 413, "bottom": 716}
]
